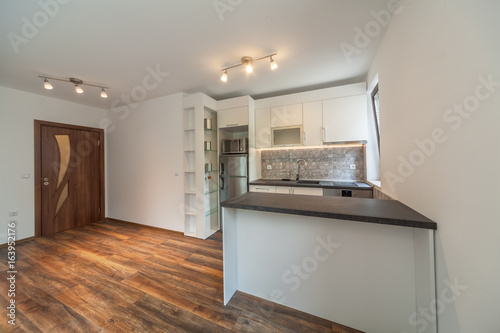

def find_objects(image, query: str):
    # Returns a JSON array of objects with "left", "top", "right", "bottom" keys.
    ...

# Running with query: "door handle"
[
  {"left": 220, "top": 176, "right": 224, "bottom": 190},
  {"left": 44, "top": 182, "right": 49, "bottom": 186}
]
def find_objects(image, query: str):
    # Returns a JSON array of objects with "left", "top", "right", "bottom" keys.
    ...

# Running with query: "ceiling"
[{"left": 0, "top": 0, "right": 392, "bottom": 109}]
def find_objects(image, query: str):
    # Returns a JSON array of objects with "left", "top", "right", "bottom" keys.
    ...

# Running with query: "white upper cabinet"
[
  {"left": 270, "top": 104, "right": 302, "bottom": 127},
  {"left": 302, "top": 101, "right": 323, "bottom": 146},
  {"left": 217, "top": 106, "right": 249, "bottom": 128},
  {"left": 255, "top": 107, "right": 271, "bottom": 148},
  {"left": 322, "top": 95, "right": 368, "bottom": 143}
]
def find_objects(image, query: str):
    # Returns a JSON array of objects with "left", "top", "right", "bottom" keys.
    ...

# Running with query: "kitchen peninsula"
[{"left": 221, "top": 193, "right": 437, "bottom": 333}]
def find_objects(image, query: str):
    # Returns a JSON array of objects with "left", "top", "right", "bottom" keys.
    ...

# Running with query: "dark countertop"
[
  {"left": 221, "top": 192, "right": 437, "bottom": 230},
  {"left": 249, "top": 178, "right": 372, "bottom": 190}
]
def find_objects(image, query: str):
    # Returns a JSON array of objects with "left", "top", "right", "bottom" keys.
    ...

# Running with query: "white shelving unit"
[{"left": 183, "top": 93, "right": 219, "bottom": 239}]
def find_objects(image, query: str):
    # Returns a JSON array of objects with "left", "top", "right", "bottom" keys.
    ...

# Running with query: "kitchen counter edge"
[
  {"left": 249, "top": 178, "right": 372, "bottom": 190},
  {"left": 221, "top": 192, "right": 437, "bottom": 230}
]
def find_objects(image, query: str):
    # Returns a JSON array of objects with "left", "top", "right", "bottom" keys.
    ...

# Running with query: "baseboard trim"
[
  {"left": 0, "top": 236, "right": 36, "bottom": 248},
  {"left": 103, "top": 217, "right": 184, "bottom": 236}
]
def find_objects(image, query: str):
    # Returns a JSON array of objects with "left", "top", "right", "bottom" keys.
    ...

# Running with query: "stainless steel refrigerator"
[{"left": 219, "top": 154, "right": 248, "bottom": 203}]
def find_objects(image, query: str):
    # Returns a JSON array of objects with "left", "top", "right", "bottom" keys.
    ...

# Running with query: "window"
[{"left": 371, "top": 84, "right": 380, "bottom": 152}]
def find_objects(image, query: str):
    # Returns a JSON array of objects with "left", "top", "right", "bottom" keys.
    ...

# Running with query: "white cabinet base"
[
  {"left": 249, "top": 185, "right": 276, "bottom": 193},
  {"left": 223, "top": 208, "right": 436, "bottom": 333}
]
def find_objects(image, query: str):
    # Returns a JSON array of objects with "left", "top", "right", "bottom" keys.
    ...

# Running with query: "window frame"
[{"left": 370, "top": 84, "right": 380, "bottom": 153}]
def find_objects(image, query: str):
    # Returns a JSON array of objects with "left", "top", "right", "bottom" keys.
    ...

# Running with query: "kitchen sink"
[{"left": 296, "top": 180, "right": 321, "bottom": 185}]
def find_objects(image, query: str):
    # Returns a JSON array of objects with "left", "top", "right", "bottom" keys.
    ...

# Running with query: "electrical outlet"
[
  {"left": 9, "top": 211, "right": 18, "bottom": 217},
  {"left": 21, "top": 173, "right": 30, "bottom": 179},
  {"left": 267, "top": 165, "right": 272, "bottom": 170},
  {"left": 350, "top": 164, "right": 356, "bottom": 170}
]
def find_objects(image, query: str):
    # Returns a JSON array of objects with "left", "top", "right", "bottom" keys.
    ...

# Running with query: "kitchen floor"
[{"left": 0, "top": 220, "right": 363, "bottom": 332}]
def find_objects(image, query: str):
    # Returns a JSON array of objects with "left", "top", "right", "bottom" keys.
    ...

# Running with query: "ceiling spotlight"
[
  {"left": 220, "top": 53, "right": 277, "bottom": 81},
  {"left": 100, "top": 88, "right": 108, "bottom": 98},
  {"left": 69, "top": 78, "right": 84, "bottom": 94},
  {"left": 221, "top": 70, "right": 228, "bottom": 82},
  {"left": 241, "top": 56, "right": 253, "bottom": 74},
  {"left": 43, "top": 78, "right": 53, "bottom": 90},
  {"left": 270, "top": 56, "right": 278, "bottom": 70}
]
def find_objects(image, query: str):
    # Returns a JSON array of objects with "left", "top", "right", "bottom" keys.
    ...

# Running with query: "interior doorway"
[{"left": 34, "top": 120, "right": 105, "bottom": 236}]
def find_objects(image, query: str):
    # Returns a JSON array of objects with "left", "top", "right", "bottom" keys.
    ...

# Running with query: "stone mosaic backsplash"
[{"left": 261, "top": 146, "right": 365, "bottom": 181}]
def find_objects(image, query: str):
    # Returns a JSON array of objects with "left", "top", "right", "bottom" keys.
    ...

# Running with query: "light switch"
[{"left": 21, "top": 173, "right": 30, "bottom": 179}]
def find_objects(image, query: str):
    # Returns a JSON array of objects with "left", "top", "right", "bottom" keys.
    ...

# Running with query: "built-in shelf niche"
[{"left": 182, "top": 93, "right": 220, "bottom": 239}]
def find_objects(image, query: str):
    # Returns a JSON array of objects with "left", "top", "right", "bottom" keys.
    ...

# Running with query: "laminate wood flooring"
[{"left": 0, "top": 220, "right": 363, "bottom": 332}]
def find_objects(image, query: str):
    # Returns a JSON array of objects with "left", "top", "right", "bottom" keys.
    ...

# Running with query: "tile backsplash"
[{"left": 261, "top": 146, "right": 365, "bottom": 181}]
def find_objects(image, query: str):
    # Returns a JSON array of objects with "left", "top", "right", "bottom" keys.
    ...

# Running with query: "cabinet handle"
[
  {"left": 322, "top": 127, "right": 326, "bottom": 142},
  {"left": 303, "top": 131, "right": 306, "bottom": 145},
  {"left": 227, "top": 123, "right": 238, "bottom": 127},
  {"left": 256, "top": 187, "right": 269, "bottom": 191}
]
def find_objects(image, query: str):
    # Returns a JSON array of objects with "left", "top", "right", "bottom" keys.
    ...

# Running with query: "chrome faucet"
[{"left": 296, "top": 159, "right": 306, "bottom": 180}]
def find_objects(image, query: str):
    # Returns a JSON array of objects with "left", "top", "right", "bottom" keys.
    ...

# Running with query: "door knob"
[
  {"left": 43, "top": 177, "right": 49, "bottom": 181},
  {"left": 43, "top": 182, "right": 49, "bottom": 186}
]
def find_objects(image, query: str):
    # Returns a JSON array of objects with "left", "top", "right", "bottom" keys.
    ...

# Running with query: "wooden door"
[{"left": 35, "top": 121, "right": 104, "bottom": 236}]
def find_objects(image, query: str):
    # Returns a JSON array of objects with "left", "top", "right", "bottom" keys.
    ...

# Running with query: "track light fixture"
[
  {"left": 220, "top": 52, "right": 277, "bottom": 82},
  {"left": 38, "top": 75, "right": 109, "bottom": 98}
]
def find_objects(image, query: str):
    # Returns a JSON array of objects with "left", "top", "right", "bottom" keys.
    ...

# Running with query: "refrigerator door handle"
[{"left": 220, "top": 176, "right": 224, "bottom": 190}]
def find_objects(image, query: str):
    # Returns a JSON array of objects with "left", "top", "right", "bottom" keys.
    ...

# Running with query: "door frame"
[{"left": 34, "top": 120, "right": 105, "bottom": 237}]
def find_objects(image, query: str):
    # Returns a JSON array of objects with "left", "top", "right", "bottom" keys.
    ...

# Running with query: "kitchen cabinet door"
[
  {"left": 291, "top": 187, "right": 323, "bottom": 196},
  {"left": 270, "top": 104, "right": 303, "bottom": 127},
  {"left": 275, "top": 186, "right": 292, "bottom": 194},
  {"left": 249, "top": 185, "right": 276, "bottom": 193},
  {"left": 303, "top": 101, "right": 323, "bottom": 146},
  {"left": 218, "top": 106, "right": 249, "bottom": 128},
  {"left": 322, "top": 95, "right": 368, "bottom": 143},
  {"left": 255, "top": 107, "right": 271, "bottom": 148}
]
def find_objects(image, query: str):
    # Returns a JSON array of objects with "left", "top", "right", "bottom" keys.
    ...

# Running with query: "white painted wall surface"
[
  {"left": 367, "top": 0, "right": 500, "bottom": 331},
  {"left": 105, "top": 93, "right": 185, "bottom": 232},
  {"left": 227, "top": 209, "right": 419, "bottom": 333},
  {"left": 0, "top": 86, "right": 105, "bottom": 243}
]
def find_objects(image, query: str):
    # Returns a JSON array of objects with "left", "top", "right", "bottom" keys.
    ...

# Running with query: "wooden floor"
[{"left": 0, "top": 220, "right": 363, "bottom": 332}]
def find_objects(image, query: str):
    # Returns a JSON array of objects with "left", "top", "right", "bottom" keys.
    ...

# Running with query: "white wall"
[
  {"left": 0, "top": 86, "right": 106, "bottom": 243},
  {"left": 368, "top": 0, "right": 500, "bottom": 332},
  {"left": 105, "top": 93, "right": 185, "bottom": 232}
]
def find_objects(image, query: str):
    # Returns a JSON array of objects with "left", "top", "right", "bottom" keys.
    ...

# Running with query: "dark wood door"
[{"left": 39, "top": 124, "right": 102, "bottom": 236}]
